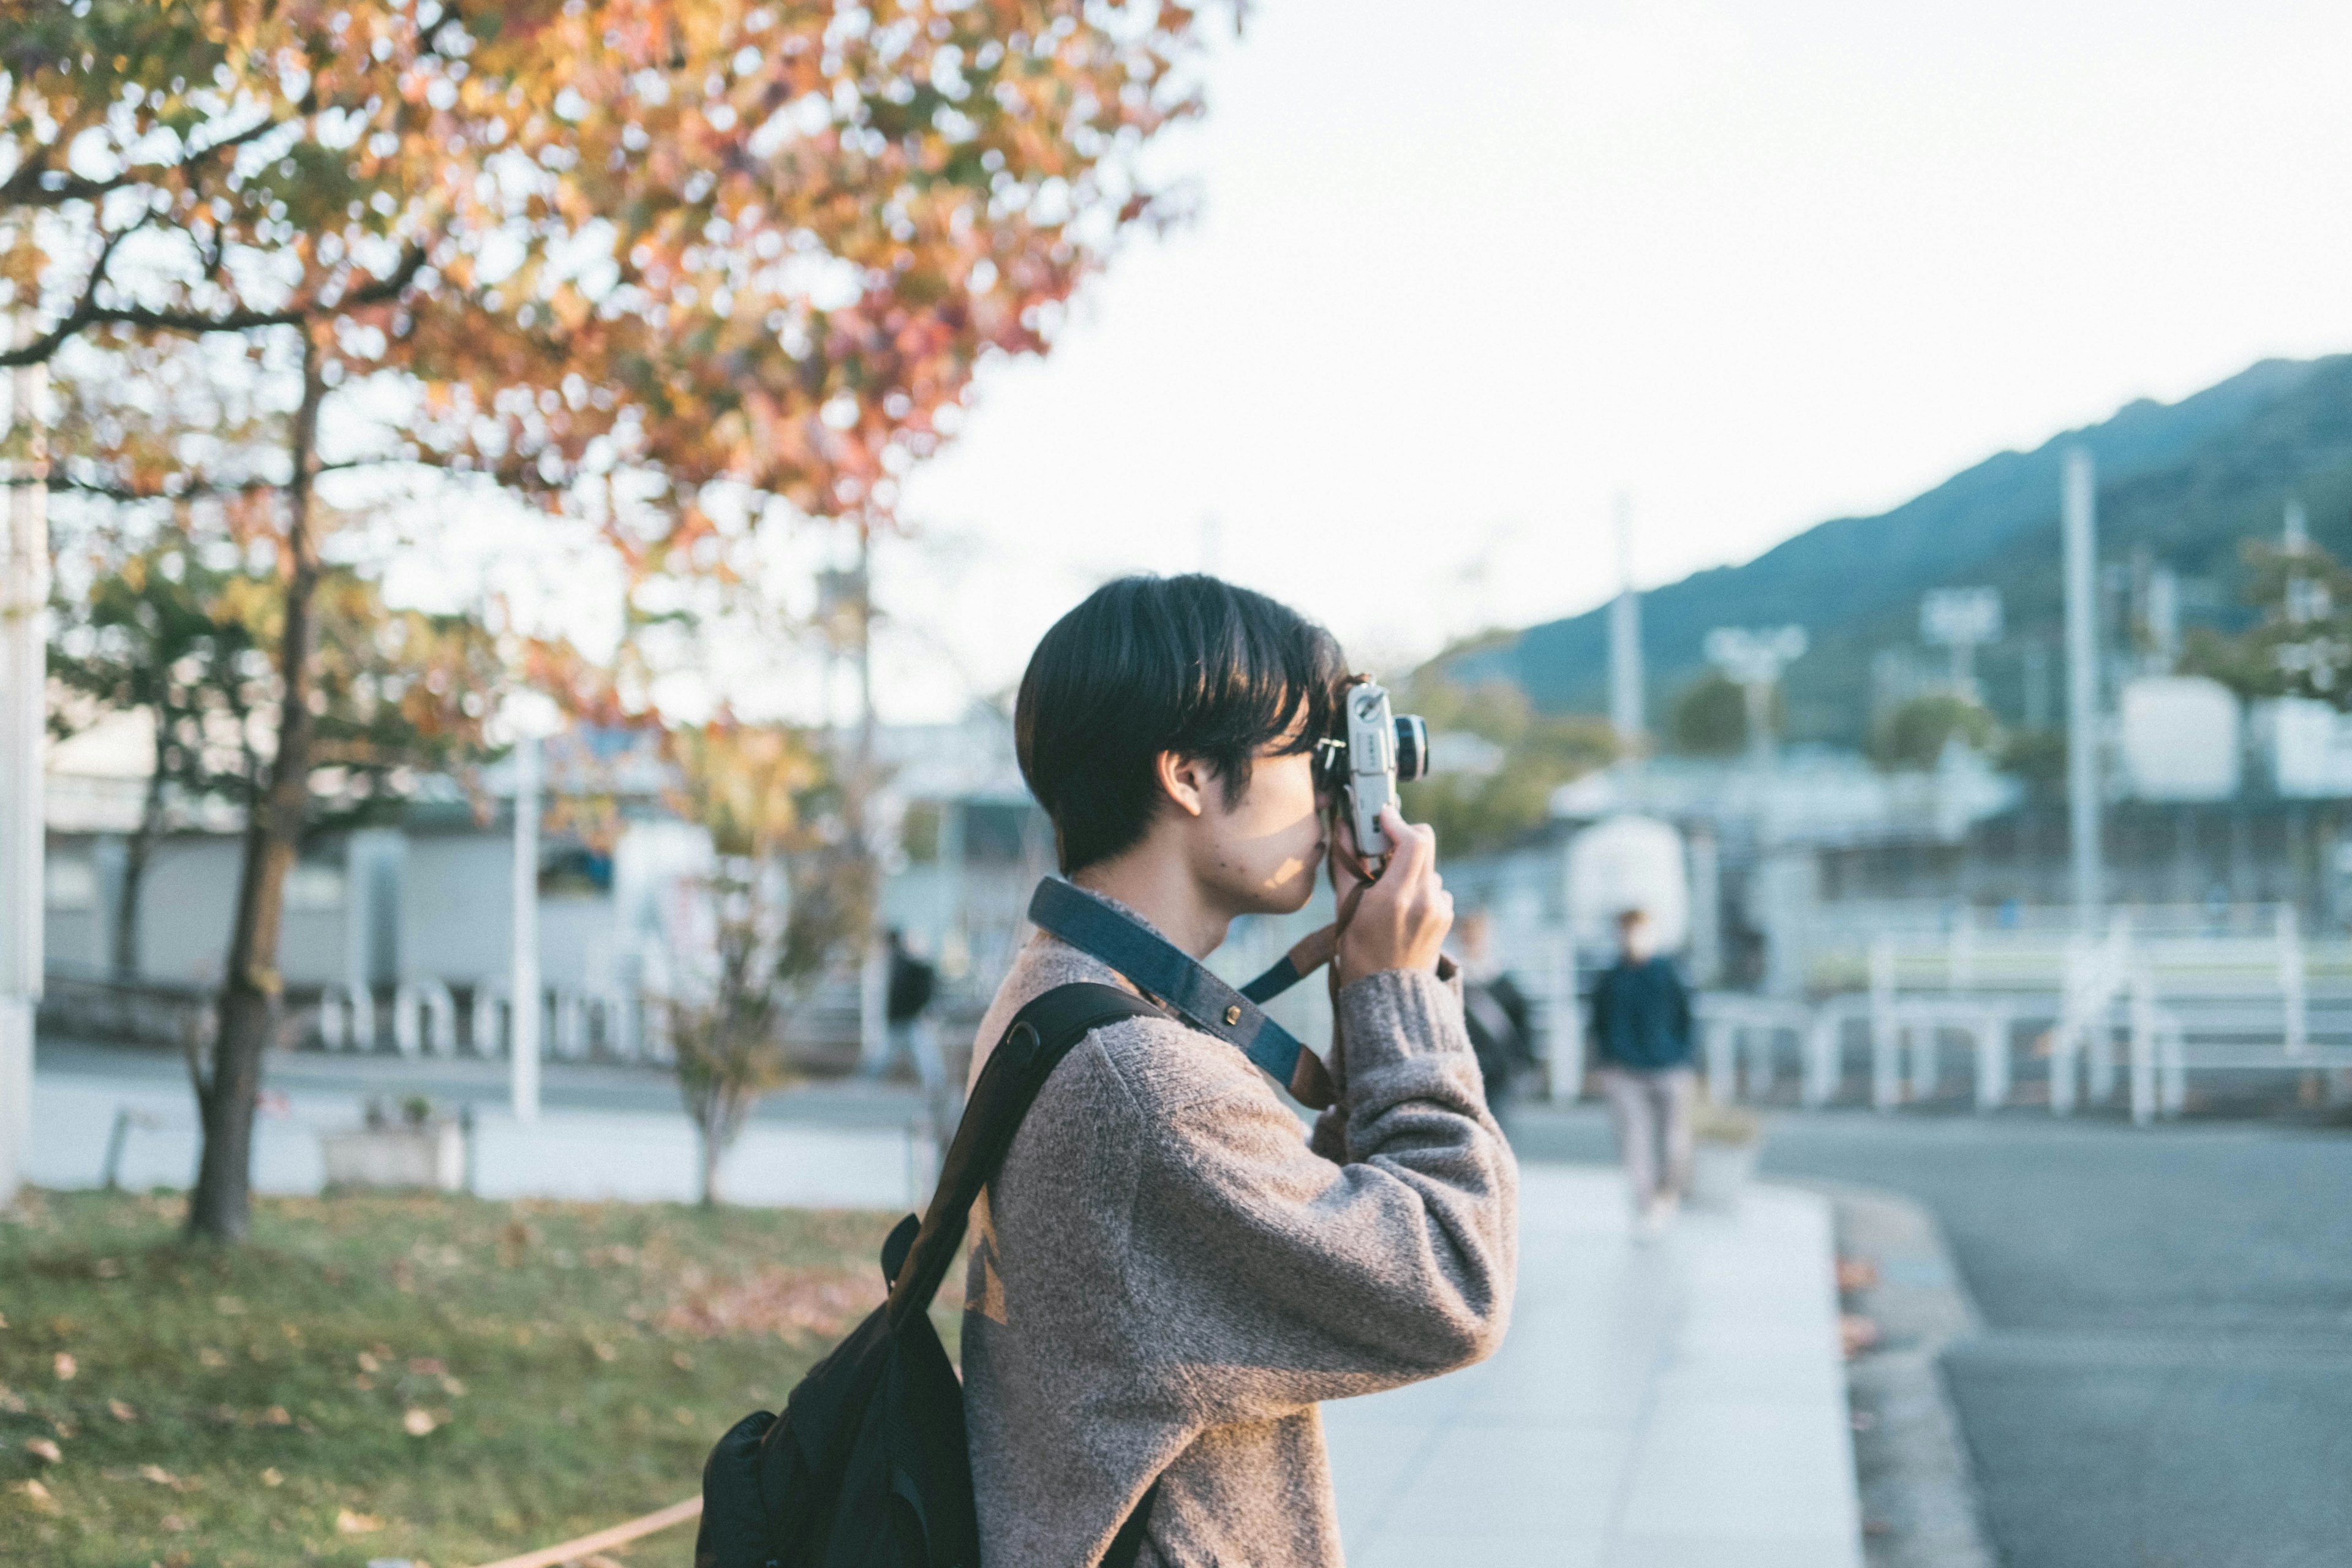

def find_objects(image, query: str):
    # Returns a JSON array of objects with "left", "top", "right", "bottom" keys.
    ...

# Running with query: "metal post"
[
  {"left": 1705, "top": 1013, "right": 1736, "bottom": 1103},
  {"left": 1869, "top": 937, "right": 1899, "bottom": 1110},
  {"left": 1609, "top": 496, "right": 1643, "bottom": 751},
  {"left": 1545, "top": 933, "right": 1583, "bottom": 1102},
  {"left": 2128, "top": 968, "right": 2155, "bottom": 1126},
  {"left": 2064, "top": 448, "right": 2103, "bottom": 932},
  {"left": 510, "top": 733, "right": 541, "bottom": 1123},
  {"left": 0, "top": 341, "right": 47, "bottom": 1210},
  {"left": 1803, "top": 1006, "right": 1839, "bottom": 1108},
  {"left": 2280, "top": 902, "right": 2307, "bottom": 1056}
]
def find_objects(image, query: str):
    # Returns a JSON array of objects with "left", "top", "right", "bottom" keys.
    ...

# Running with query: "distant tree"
[
  {"left": 50, "top": 521, "right": 501, "bottom": 974},
  {"left": 1668, "top": 671, "right": 1749, "bottom": 756},
  {"left": 9, "top": 0, "right": 1227, "bottom": 1242},
  {"left": 2180, "top": 537, "right": 2352, "bottom": 705},
  {"left": 1999, "top": 728, "right": 2067, "bottom": 797},
  {"left": 1396, "top": 675, "right": 1615, "bottom": 856},
  {"left": 48, "top": 529, "right": 268, "bottom": 979},
  {"left": 1868, "top": 693, "right": 1999, "bottom": 771},
  {"left": 657, "top": 720, "right": 868, "bottom": 1207}
]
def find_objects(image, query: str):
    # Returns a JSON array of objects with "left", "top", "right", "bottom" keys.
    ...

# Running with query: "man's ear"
[{"left": 1154, "top": 751, "right": 1213, "bottom": 818}]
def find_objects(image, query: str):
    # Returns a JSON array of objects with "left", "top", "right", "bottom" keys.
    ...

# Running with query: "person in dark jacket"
[
  {"left": 1454, "top": 910, "right": 1538, "bottom": 1107},
  {"left": 1589, "top": 907, "right": 1696, "bottom": 1232}
]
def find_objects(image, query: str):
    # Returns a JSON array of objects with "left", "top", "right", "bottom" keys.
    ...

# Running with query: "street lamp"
[
  {"left": 1920, "top": 587, "right": 2002, "bottom": 702},
  {"left": 1703, "top": 625, "right": 1809, "bottom": 766}
]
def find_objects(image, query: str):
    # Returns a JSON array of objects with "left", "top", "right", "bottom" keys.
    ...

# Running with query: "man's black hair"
[{"left": 1017, "top": 574, "right": 1345, "bottom": 873}]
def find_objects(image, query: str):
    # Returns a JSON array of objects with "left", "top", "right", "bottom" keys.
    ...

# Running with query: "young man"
[
  {"left": 1588, "top": 906, "right": 1697, "bottom": 1232},
  {"left": 962, "top": 574, "right": 1518, "bottom": 1567}
]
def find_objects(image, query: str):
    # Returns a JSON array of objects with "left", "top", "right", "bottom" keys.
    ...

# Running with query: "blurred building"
[{"left": 38, "top": 704, "right": 1047, "bottom": 1070}]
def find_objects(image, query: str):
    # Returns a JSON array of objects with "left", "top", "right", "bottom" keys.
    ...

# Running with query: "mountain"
[{"left": 1441, "top": 355, "right": 2352, "bottom": 745}]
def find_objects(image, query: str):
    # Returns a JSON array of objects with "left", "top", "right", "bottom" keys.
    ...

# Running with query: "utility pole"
[
  {"left": 854, "top": 520, "right": 886, "bottom": 1076},
  {"left": 2064, "top": 448, "right": 2102, "bottom": 932},
  {"left": 1608, "top": 496, "right": 1644, "bottom": 753},
  {"left": 510, "top": 731, "right": 541, "bottom": 1122},
  {"left": 0, "top": 332, "right": 45, "bottom": 1208}
]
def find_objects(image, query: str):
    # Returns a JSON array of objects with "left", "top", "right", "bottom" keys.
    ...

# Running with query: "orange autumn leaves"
[{"left": 11, "top": 0, "right": 1225, "bottom": 552}]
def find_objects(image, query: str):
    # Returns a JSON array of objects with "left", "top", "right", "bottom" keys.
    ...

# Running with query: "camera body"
[{"left": 1332, "top": 682, "right": 1430, "bottom": 858}]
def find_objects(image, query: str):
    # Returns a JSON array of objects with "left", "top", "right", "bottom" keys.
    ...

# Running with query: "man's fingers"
[{"left": 1376, "top": 802, "right": 1433, "bottom": 886}]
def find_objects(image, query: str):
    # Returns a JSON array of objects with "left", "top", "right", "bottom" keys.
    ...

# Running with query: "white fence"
[{"left": 1701, "top": 906, "right": 2352, "bottom": 1123}]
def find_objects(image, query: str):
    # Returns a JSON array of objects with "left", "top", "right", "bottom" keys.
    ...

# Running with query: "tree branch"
[
  {"left": 33, "top": 460, "right": 364, "bottom": 502},
  {"left": 0, "top": 239, "right": 429, "bottom": 367},
  {"left": 0, "top": 108, "right": 286, "bottom": 213}
]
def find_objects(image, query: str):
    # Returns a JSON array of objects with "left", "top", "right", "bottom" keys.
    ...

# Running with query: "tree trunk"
[
  {"left": 698, "top": 1119, "right": 723, "bottom": 1208},
  {"left": 186, "top": 335, "right": 325, "bottom": 1244},
  {"left": 112, "top": 727, "right": 168, "bottom": 979}
]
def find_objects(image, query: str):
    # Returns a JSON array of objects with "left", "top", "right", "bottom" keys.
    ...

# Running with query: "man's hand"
[{"left": 1335, "top": 802, "right": 1452, "bottom": 986}]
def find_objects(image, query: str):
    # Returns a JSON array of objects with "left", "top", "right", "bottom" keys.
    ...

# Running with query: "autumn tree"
[{"left": 7, "top": 0, "right": 1229, "bottom": 1240}]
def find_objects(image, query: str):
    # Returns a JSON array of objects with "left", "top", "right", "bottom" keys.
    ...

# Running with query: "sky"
[{"left": 844, "top": 0, "right": 2352, "bottom": 721}]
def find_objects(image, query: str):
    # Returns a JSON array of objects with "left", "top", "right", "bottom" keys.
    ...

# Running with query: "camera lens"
[{"left": 1393, "top": 715, "right": 1430, "bottom": 782}]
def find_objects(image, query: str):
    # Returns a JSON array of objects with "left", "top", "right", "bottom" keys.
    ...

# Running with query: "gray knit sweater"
[{"left": 959, "top": 894, "right": 1520, "bottom": 1567}]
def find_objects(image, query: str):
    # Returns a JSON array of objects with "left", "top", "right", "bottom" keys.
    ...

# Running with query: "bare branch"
[
  {"left": 0, "top": 240, "right": 430, "bottom": 366},
  {"left": 0, "top": 108, "right": 286, "bottom": 213}
]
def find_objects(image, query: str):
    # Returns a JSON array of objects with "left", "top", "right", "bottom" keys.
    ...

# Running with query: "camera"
[{"left": 1319, "top": 681, "right": 1430, "bottom": 859}]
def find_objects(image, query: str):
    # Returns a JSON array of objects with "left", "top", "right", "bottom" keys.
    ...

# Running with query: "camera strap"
[{"left": 1026, "top": 876, "right": 1315, "bottom": 1087}]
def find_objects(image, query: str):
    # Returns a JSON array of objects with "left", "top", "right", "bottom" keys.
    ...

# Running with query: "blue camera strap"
[{"left": 1026, "top": 877, "right": 1313, "bottom": 1086}]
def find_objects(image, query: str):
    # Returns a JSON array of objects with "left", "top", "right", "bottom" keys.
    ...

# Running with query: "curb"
[{"left": 1798, "top": 1178, "right": 2000, "bottom": 1568}]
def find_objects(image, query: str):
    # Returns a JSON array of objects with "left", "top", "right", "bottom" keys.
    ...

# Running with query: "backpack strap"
[{"left": 882, "top": 982, "right": 1164, "bottom": 1329}]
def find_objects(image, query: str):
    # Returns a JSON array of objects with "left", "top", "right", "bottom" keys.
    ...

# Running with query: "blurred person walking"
[
  {"left": 1590, "top": 907, "right": 1696, "bottom": 1234},
  {"left": 872, "top": 927, "right": 957, "bottom": 1137},
  {"left": 1455, "top": 910, "right": 1538, "bottom": 1110}
]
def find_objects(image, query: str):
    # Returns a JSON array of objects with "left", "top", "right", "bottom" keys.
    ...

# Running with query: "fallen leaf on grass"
[
  {"left": 137, "top": 1464, "right": 181, "bottom": 1488},
  {"left": 26, "top": 1438, "right": 61, "bottom": 1464},
  {"left": 658, "top": 1267, "right": 881, "bottom": 1341},
  {"left": 12, "top": 1478, "right": 55, "bottom": 1509},
  {"left": 159, "top": 1511, "right": 191, "bottom": 1531},
  {"left": 260, "top": 1468, "right": 284, "bottom": 1488},
  {"left": 108, "top": 1398, "right": 137, "bottom": 1422},
  {"left": 196, "top": 1348, "right": 227, "bottom": 1369},
  {"left": 402, "top": 1408, "right": 438, "bottom": 1437},
  {"left": 52, "top": 1352, "right": 76, "bottom": 1381},
  {"left": 336, "top": 1507, "right": 384, "bottom": 1535}
]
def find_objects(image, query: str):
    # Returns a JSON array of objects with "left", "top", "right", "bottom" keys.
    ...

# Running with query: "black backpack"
[{"left": 696, "top": 983, "right": 1166, "bottom": 1568}]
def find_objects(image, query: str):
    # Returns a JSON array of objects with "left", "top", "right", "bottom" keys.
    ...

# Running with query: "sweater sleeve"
[{"left": 1117, "top": 967, "right": 1518, "bottom": 1425}]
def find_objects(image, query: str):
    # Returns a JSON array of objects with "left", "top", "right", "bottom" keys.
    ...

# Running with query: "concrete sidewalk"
[{"left": 1324, "top": 1165, "right": 1863, "bottom": 1568}]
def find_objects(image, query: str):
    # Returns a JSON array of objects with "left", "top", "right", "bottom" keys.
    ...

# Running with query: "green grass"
[{"left": 0, "top": 1188, "right": 916, "bottom": 1567}]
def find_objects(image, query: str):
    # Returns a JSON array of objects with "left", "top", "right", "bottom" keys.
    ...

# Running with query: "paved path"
[{"left": 1324, "top": 1165, "right": 1863, "bottom": 1568}]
